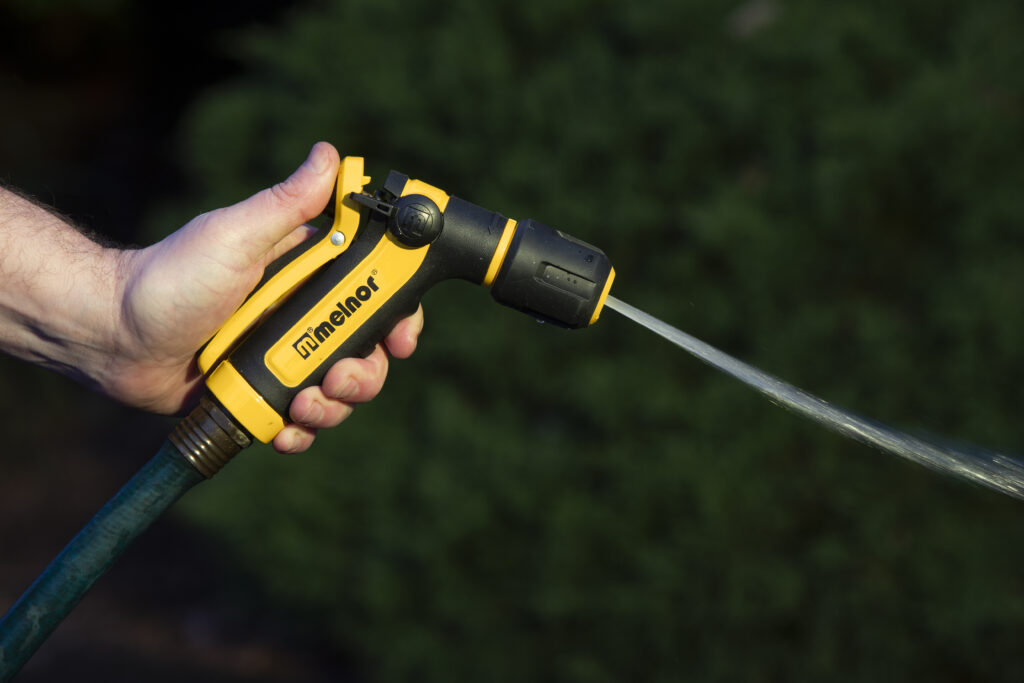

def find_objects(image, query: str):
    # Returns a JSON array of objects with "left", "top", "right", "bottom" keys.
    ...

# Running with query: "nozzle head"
[{"left": 490, "top": 219, "right": 614, "bottom": 328}]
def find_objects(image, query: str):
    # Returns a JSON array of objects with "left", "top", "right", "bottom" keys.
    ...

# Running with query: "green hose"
[{"left": 0, "top": 396, "right": 249, "bottom": 681}]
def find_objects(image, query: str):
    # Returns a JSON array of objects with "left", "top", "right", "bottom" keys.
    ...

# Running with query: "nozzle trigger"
[{"left": 349, "top": 192, "right": 397, "bottom": 219}]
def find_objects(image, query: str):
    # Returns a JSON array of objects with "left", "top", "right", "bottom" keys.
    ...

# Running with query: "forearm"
[{"left": 0, "top": 186, "right": 126, "bottom": 392}]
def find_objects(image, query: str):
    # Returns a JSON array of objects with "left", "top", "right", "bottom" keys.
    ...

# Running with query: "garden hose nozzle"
[{"left": 196, "top": 156, "right": 615, "bottom": 446}]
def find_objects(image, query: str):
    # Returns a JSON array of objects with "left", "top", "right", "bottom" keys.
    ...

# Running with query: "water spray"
[{"left": 604, "top": 295, "right": 1024, "bottom": 501}]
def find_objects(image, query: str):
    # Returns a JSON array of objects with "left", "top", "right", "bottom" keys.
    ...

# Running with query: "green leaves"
[{"left": 173, "top": 1, "right": 1024, "bottom": 680}]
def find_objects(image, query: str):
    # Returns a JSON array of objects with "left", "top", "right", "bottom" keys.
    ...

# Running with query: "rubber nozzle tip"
[{"left": 490, "top": 219, "right": 613, "bottom": 329}]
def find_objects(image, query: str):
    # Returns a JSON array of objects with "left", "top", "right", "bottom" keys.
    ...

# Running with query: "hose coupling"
[{"left": 169, "top": 395, "right": 252, "bottom": 478}]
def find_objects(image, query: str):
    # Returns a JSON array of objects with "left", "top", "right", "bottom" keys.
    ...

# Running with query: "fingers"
[
  {"left": 273, "top": 424, "right": 318, "bottom": 455},
  {"left": 273, "top": 304, "right": 426, "bottom": 454},
  {"left": 266, "top": 223, "right": 320, "bottom": 264},
  {"left": 206, "top": 142, "right": 340, "bottom": 265},
  {"left": 383, "top": 305, "right": 424, "bottom": 359},
  {"left": 274, "top": 345, "right": 390, "bottom": 453}
]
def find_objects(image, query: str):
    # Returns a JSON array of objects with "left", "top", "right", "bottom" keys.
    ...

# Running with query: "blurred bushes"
[{"left": 166, "top": 0, "right": 1024, "bottom": 680}]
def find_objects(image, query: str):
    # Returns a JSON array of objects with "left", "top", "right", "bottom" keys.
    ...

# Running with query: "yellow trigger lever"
[{"left": 197, "top": 156, "right": 372, "bottom": 374}]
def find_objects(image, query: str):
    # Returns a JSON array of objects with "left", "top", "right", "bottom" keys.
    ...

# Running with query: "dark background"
[{"left": 2, "top": 1, "right": 1024, "bottom": 681}]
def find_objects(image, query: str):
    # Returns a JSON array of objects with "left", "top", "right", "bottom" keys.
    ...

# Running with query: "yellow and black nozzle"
[
  {"left": 193, "top": 157, "right": 615, "bottom": 450},
  {"left": 488, "top": 217, "right": 615, "bottom": 329}
]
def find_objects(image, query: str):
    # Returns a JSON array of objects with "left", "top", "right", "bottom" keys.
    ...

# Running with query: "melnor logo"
[
  {"left": 293, "top": 330, "right": 320, "bottom": 359},
  {"left": 291, "top": 275, "right": 380, "bottom": 359}
]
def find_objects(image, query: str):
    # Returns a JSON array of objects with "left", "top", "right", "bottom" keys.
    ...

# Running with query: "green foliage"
[{"left": 171, "top": 0, "right": 1024, "bottom": 680}]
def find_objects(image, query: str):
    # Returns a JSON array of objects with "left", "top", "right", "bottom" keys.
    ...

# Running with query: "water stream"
[{"left": 605, "top": 294, "right": 1024, "bottom": 501}]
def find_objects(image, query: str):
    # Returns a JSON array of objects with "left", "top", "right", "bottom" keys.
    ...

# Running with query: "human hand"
[{"left": 109, "top": 142, "right": 423, "bottom": 453}]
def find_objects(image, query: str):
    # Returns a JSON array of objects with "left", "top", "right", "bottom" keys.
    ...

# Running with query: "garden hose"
[{"left": 0, "top": 397, "right": 248, "bottom": 678}]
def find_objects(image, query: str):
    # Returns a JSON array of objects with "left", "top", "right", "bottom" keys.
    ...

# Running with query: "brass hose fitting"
[{"left": 169, "top": 395, "right": 252, "bottom": 478}]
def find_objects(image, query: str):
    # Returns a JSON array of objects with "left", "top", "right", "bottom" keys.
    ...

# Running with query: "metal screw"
[{"left": 331, "top": 232, "right": 346, "bottom": 246}]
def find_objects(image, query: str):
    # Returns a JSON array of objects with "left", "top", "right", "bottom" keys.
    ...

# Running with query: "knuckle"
[{"left": 269, "top": 177, "right": 302, "bottom": 205}]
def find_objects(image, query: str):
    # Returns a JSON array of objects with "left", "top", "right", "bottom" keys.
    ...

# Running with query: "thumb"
[{"left": 210, "top": 142, "right": 340, "bottom": 262}]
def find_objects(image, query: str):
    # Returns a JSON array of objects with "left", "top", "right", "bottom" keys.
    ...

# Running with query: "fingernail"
[
  {"left": 307, "top": 142, "right": 330, "bottom": 174},
  {"left": 333, "top": 379, "right": 357, "bottom": 401},
  {"left": 281, "top": 432, "right": 301, "bottom": 453},
  {"left": 303, "top": 401, "right": 324, "bottom": 424}
]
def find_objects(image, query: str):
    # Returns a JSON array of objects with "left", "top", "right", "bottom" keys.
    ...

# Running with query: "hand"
[{"left": 110, "top": 142, "right": 423, "bottom": 453}]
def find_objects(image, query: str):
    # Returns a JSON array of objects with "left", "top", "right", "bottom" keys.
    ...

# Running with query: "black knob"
[{"left": 389, "top": 194, "right": 443, "bottom": 247}]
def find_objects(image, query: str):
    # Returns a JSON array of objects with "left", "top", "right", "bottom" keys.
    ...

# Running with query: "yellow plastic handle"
[{"left": 197, "top": 156, "right": 372, "bottom": 374}]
